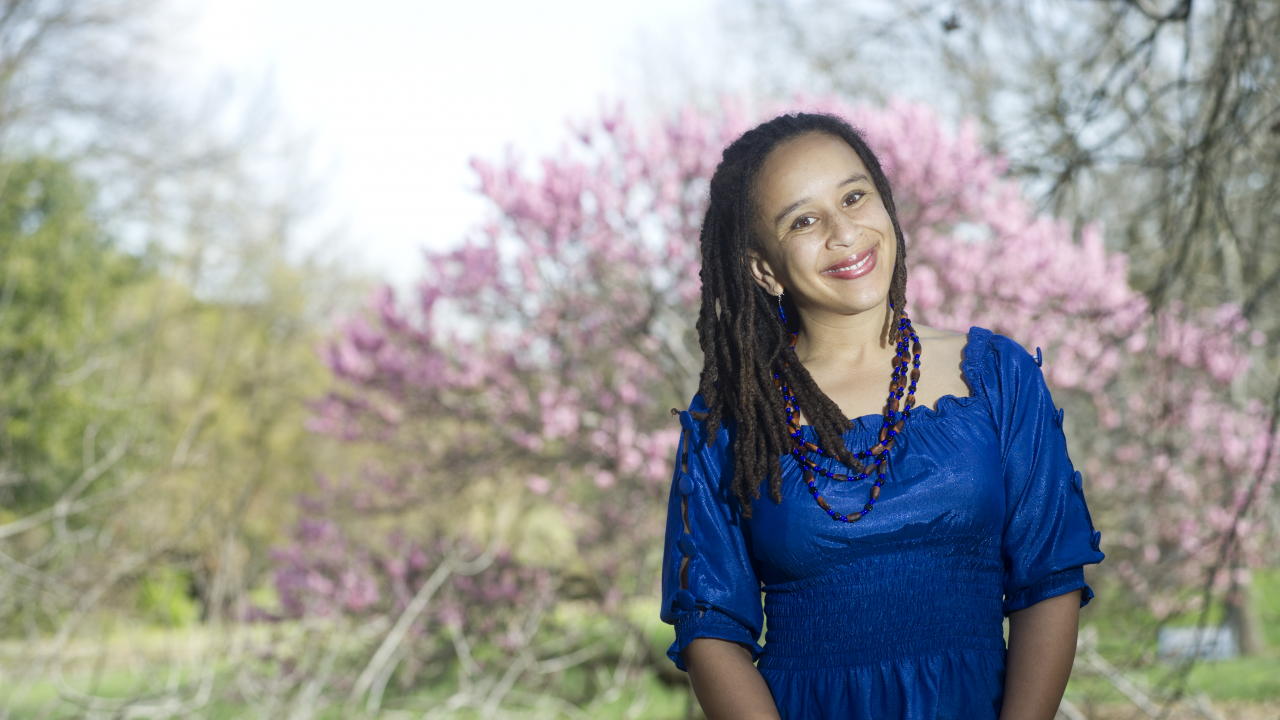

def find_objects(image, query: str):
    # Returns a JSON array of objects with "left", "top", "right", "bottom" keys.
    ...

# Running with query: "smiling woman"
[
  {"left": 659, "top": 113, "right": 1104, "bottom": 719},
  {"left": 751, "top": 136, "right": 894, "bottom": 311},
  {"left": 746, "top": 132, "right": 973, "bottom": 425}
]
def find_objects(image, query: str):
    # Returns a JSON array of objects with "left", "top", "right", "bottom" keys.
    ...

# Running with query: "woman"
[{"left": 660, "top": 113, "right": 1104, "bottom": 720}]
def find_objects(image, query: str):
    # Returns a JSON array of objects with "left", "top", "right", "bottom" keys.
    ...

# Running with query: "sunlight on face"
[{"left": 748, "top": 132, "right": 896, "bottom": 323}]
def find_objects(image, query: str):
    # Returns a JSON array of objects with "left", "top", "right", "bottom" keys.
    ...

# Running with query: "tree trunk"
[{"left": 1224, "top": 578, "right": 1267, "bottom": 656}]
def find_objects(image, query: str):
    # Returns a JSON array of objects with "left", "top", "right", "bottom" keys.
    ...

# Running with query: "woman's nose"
[{"left": 827, "top": 210, "right": 860, "bottom": 247}]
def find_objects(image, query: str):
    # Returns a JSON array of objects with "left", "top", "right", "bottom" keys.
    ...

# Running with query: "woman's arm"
[
  {"left": 1000, "top": 591, "right": 1080, "bottom": 720},
  {"left": 685, "top": 637, "right": 780, "bottom": 720}
]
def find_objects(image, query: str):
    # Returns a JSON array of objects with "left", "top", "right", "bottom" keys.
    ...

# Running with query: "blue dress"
[{"left": 660, "top": 328, "right": 1105, "bottom": 719}]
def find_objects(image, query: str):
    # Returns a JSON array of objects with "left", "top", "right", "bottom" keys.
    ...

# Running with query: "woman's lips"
[{"left": 822, "top": 246, "right": 878, "bottom": 280}]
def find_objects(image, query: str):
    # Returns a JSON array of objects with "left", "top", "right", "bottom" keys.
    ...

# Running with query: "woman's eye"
[
  {"left": 844, "top": 191, "right": 865, "bottom": 206},
  {"left": 790, "top": 216, "right": 816, "bottom": 230}
]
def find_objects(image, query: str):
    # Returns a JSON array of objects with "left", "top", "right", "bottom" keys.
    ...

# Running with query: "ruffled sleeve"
[
  {"left": 967, "top": 328, "right": 1106, "bottom": 616},
  {"left": 659, "top": 396, "right": 764, "bottom": 671}
]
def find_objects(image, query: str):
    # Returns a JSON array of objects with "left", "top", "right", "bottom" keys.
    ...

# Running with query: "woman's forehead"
[{"left": 756, "top": 133, "right": 870, "bottom": 208}]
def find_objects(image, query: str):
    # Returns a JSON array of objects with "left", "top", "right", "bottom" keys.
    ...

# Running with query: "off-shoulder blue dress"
[{"left": 660, "top": 328, "right": 1104, "bottom": 719}]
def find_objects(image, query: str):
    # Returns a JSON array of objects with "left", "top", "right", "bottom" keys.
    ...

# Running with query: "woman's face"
[{"left": 747, "top": 132, "right": 896, "bottom": 323}]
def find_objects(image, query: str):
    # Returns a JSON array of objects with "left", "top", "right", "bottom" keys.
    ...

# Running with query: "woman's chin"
[
  {"left": 804, "top": 297, "right": 892, "bottom": 320},
  {"left": 834, "top": 287, "right": 893, "bottom": 313}
]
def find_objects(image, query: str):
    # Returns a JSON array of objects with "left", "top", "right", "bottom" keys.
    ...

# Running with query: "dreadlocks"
[{"left": 694, "top": 113, "right": 909, "bottom": 517}]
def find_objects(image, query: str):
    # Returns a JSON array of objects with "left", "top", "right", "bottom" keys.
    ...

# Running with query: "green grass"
[
  {"left": 1255, "top": 567, "right": 1280, "bottom": 648},
  {"left": 6, "top": 569, "right": 1280, "bottom": 717},
  {"left": 1, "top": 610, "right": 696, "bottom": 720},
  {"left": 1064, "top": 652, "right": 1280, "bottom": 705},
  {"left": 2, "top": 668, "right": 693, "bottom": 720},
  {"left": 1172, "top": 654, "right": 1280, "bottom": 701}
]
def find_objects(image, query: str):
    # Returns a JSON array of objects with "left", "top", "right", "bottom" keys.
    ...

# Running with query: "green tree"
[{"left": 0, "top": 155, "right": 145, "bottom": 513}]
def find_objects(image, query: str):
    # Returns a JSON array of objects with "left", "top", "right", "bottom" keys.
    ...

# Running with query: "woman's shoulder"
[
  {"left": 910, "top": 325, "right": 974, "bottom": 406},
  {"left": 913, "top": 324, "right": 972, "bottom": 363},
  {"left": 915, "top": 325, "right": 1038, "bottom": 370},
  {"left": 682, "top": 394, "right": 733, "bottom": 449},
  {"left": 912, "top": 325, "right": 1044, "bottom": 410}
]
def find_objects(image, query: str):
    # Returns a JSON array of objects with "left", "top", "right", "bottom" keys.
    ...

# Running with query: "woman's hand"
[
  {"left": 1000, "top": 591, "right": 1081, "bottom": 720},
  {"left": 684, "top": 637, "right": 781, "bottom": 720}
]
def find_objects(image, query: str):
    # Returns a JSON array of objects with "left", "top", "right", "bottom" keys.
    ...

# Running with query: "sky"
[{"left": 182, "top": 0, "right": 719, "bottom": 286}]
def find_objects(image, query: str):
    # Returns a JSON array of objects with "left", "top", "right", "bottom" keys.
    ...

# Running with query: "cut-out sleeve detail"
[
  {"left": 660, "top": 397, "right": 764, "bottom": 671},
  {"left": 969, "top": 331, "right": 1106, "bottom": 616}
]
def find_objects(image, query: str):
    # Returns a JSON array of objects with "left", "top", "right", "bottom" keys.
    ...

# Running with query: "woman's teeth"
[{"left": 827, "top": 254, "right": 870, "bottom": 273}]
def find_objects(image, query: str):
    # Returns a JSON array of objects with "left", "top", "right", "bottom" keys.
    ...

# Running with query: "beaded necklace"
[{"left": 773, "top": 314, "right": 921, "bottom": 523}]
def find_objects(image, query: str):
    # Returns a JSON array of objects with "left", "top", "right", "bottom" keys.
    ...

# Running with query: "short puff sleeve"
[
  {"left": 659, "top": 397, "right": 763, "bottom": 671},
  {"left": 969, "top": 329, "right": 1106, "bottom": 616}
]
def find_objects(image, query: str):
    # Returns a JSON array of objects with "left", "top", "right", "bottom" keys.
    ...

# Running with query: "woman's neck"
[{"left": 791, "top": 300, "right": 894, "bottom": 369}]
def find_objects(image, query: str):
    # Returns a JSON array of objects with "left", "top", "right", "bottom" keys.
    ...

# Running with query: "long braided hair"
[{"left": 694, "top": 113, "right": 909, "bottom": 517}]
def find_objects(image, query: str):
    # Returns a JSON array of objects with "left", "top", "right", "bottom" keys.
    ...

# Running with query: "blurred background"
[{"left": 0, "top": 1, "right": 1277, "bottom": 718}]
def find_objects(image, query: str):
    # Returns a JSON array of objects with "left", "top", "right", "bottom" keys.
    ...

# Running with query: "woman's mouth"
[{"left": 822, "top": 246, "right": 878, "bottom": 280}]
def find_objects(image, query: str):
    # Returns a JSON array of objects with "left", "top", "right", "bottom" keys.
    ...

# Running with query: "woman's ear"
[{"left": 746, "top": 248, "right": 784, "bottom": 296}]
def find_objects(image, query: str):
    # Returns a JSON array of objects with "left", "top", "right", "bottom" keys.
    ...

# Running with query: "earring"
[{"left": 777, "top": 291, "right": 787, "bottom": 324}]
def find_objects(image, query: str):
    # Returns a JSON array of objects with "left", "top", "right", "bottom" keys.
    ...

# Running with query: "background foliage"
[{"left": 0, "top": 1, "right": 1277, "bottom": 719}]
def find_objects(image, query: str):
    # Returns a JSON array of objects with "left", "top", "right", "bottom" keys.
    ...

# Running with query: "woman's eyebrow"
[
  {"left": 772, "top": 174, "right": 873, "bottom": 227},
  {"left": 773, "top": 199, "right": 807, "bottom": 227}
]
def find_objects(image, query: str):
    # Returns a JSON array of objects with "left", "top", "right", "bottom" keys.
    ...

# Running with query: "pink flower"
[{"left": 525, "top": 474, "right": 552, "bottom": 495}]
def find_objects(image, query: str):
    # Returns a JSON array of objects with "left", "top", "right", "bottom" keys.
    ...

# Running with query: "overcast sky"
[{"left": 181, "top": 0, "right": 720, "bottom": 286}]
